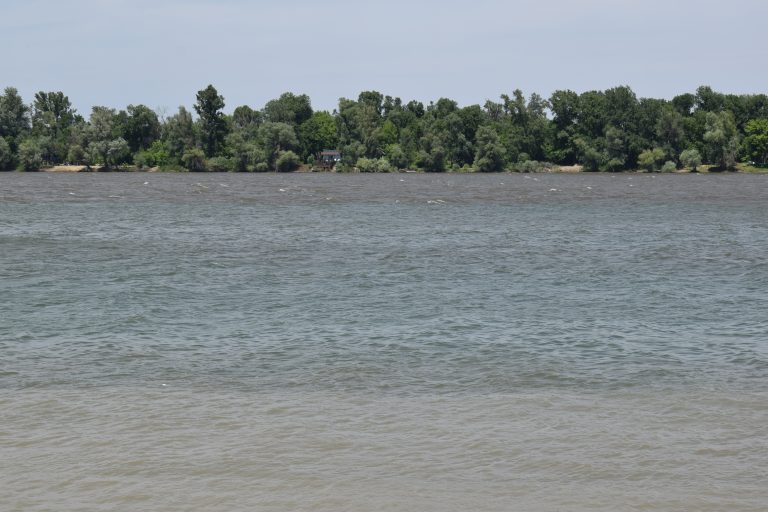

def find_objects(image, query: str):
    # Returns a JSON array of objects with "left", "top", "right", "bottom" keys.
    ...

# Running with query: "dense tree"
[
  {"left": 260, "top": 122, "right": 299, "bottom": 170},
  {"left": 742, "top": 119, "right": 768, "bottom": 165},
  {"left": 32, "top": 91, "right": 76, "bottom": 137},
  {"left": 0, "top": 87, "right": 30, "bottom": 150},
  {"left": 164, "top": 106, "right": 197, "bottom": 161},
  {"left": 473, "top": 126, "right": 505, "bottom": 172},
  {"left": 194, "top": 85, "right": 227, "bottom": 157},
  {"left": 680, "top": 148, "right": 702, "bottom": 171},
  {"left": 703, "top": 111, "right": 740, "bottom": 169},
  {"left": 299, "top": 111, "right": 338, "bottom": 159},
  {"left": 17, "top": 139, "right": 43, "bottom": 171},
  {"left": 0, "top": 84, "right": 765, "bottom": 173},
  {"left": 123, "top": 104, "right": 160, "bottom": 153},
  {"left": 263, "top": 93, "right": 312, "bottom": 125},
  {"left": 86, "top": 107, "right": 130, "bottom": 167}
]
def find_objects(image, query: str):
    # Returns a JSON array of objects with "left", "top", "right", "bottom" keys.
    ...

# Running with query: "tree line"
[{"left": 1, "top": 84, "right": 767, "bottom": 173}]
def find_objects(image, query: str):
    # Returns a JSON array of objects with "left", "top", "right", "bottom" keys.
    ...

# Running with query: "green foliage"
[
  {"left": 680, "top": 148, "right": 702, "bottom": 171},
  {"left": 264, "top": 93, "right": 313, "bottom": 125},
  {"left": 194, "top": 85, "right": 227, "bottom": 157},
  {"left": 1, "top": 83, "right": 766, "bottom": 175},
  {"left": 661, "top": 160, "right": 677, "bottom": 173},
  {"left": 260, "top": 122, "right": 299, "bottom": 168},
  {"left": 275, "top": 150, "right": 300, "bottom": 172},
  {"left": 356, "top": 157, "right": 393, "bottom": 173},
  {"left": 124, "top": 104, "right": 160, "bottom": 152},
  {"left": 207, "top": 156, "right": 232, "bottom": 172},
  {"left": 637, "top": 148, "right": 666, "bottom": 171},
  {"left": 473, "top": 126, "right": 505, "bottom": 172},
  {"left": 67, "top": 144, "right": 86, "bottom": 165},
  {"left": 0, "top": 87, "right": 30, "bottom": 146},
  {"left": 17, "top": 139, "right": 43, "bottom": 171},
  {"left": 742, "top": 119, "right": 768, "bottom": 165},
  {"left": 134, "top": 140, "right": 171, "bottom": 169},
  {"left": 703, "top": 111, "right": 739, "bottom": 169},
  {"left": 32, "top": 91, "right": 76, "bottom": 137},
  {"left": 163, "top": 106, "right": 196, "bottom": 161},
  {"left": 299, "top": 111, "right": 338, "bottom": 159},
  {"left": 0, "top": 137, "right": 13, "bottom": 170},
  {"left": 182, "top": 148, "right": 207, "bottom": 172},
  {"left": 385, "top": 144, "right": 409, "bottom": 169}
]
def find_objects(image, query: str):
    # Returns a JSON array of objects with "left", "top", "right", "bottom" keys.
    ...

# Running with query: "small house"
[{"left": 318, "top": 150, "right": 342, "bottom": 170}]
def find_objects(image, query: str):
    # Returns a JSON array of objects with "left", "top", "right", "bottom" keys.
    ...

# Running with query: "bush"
[
  {"left": 275, "top": 150, "right": 300, "bottom": 172},
  {"left": 638, "top": 148, "right": 665, "bottom": 171},
  {"left": 207, "top": 156, "right": 232, "bottom": 172},
  {"left": 67, "top": 144, "right": 86, "bottom": 165},
  {"left": 182, "top": 148, "right": 207, "bottom": 172},
  {"left": 680, "top": 148, "right": 702, "bottom": 171},
  {"left": 661, "top": 160, "right": 677, "bottom": 173},
  {"left": 17, "top": 139, "right": 43, "bottom": 171},
  {"left": 356, "top": 157, "right": 393, "bottom": 173},
  {"left": 511, "top": 160, "right": 556, "bottom": 173}
]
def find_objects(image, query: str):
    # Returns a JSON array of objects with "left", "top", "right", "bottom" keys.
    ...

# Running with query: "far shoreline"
[{"left": 20, "top": 163, "right": 768, "bottom": 175}]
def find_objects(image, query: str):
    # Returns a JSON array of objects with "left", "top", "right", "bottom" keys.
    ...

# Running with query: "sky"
[{"left": 2, "top": 0, "right": 767, "bottom": 115}]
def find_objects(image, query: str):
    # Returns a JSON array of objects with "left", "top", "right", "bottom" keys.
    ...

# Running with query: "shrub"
[
  {"left": 275, "top": 150, "right": 300, "bottom": 172},
  {"left": 182, "top": 148, "right": 207, "bottom": 172},
  {"left": 638, "top": 148, "right": 666, "bottom": 172},
  {"left": 680, "top": 148, "right": 702, "bottom": 171},
  {"left": 67, "top": 144, "right": 86, "bottom": 165},
  {"left": 207, "top": 156, "right": 232, "bottom": 172},
  {"left": 356, "top": 157, "right": 393, "bottom": 173},
  {"left": 661, "top": 160, "right": 677, "bottom": 173},
  {"left": 17, "top": 139, "right": 43, "bottom": 171}
]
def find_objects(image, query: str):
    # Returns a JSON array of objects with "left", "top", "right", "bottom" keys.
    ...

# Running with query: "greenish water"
[{"left": 1, "top": 173, "right": 767, "bottom": 511}]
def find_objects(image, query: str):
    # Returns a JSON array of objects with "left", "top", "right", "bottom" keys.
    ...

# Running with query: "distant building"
[{"left": 318, "top": 150, "right": 342, "bottom": 170}]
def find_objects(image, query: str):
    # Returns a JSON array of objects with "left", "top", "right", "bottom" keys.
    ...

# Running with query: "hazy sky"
[{"left": 2, "top": 0, "right": 767, "bottom": 114}]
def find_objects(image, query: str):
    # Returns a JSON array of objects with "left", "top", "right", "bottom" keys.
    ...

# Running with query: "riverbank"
[{"left": 28, "top": 163, "right": 768, "bottom": 174}]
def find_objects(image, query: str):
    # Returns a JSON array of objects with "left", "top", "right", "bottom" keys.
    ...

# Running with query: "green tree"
[
  {"left": 680, "top": 148, "right": 702, "bottom": 171},
  {"left": 703, "top": 111, "right": 739, "bottom": 169},
  {"left": 182, "top": 148, "right": 207, "bottom": 171},
  {"left": 0, "top": 87, "right": 30, "bottom": 150},
  {"left": 31, "top": 91, "right": 76, "bottom": 137},
  {"left": 86, "top": 107, "right": 129, "bottom": 167},
  {"left": 164, "top": 106, "right": 197, "bottom": 161},
  {"left": 124, "top": 104, "right": 160, "bottom": 153},
  {"left": 17, "top": 139, "right": 43, "bottom": 171},
  {"left": 0, "top": 137, "right": 12, "bottom": 170},
  {"left": 194, "top": 85, "right": 227, "bottom": 157},
  {"left": 742, "top": 119, "right": 768, "bottom": 165},
  {"left": 263, "top": 92, "right": 313, "bottom": 125},
  {"left": 299, "top": 111, "right": 339, "bottom": 159},
  {"left": 637, "top": 148, "right": 666, "bottom": 171},
  {"left": 231, "top": 105, "right": 262, "bottom": 133},
  {"left": 275, "top": 150, "right": 301, "bottom": 172},
  {"left": 473, "top": 126, "right": 505, "bottom": 172},
  {"left": 260, "top": 122, "right": 299, "bottom": 169}
]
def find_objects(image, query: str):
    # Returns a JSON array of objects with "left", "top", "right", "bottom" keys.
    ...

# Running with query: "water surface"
[{"left": 1, "top": 173, "right": 767, "bottom": 511}]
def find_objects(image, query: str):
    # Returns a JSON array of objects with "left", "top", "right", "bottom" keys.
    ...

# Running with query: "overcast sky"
[{"left": 2, "top": 0, "right": 766, "bottom": 115}]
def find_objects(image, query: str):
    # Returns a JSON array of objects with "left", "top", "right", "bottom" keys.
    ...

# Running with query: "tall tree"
[
  {"left": 0, "top": 87, "right": 30, "bottom": 149},
  {"left": 703, "top": 111, "right": 739, "bottom": 169},
  {"left": 31, "top": 91, "right": 76, "bottom": 137},
  {"left": 263, "top": 93, "right": 312, "bottom": 125},
  {"left": 124, "top": 104, "right": 160, "bottom": 153},
  {"left": 164, "top": 106, "right": 197, "bottom": 161},
  {"left": 194, "top": 85, "right": 227, "bottom": 157}
]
